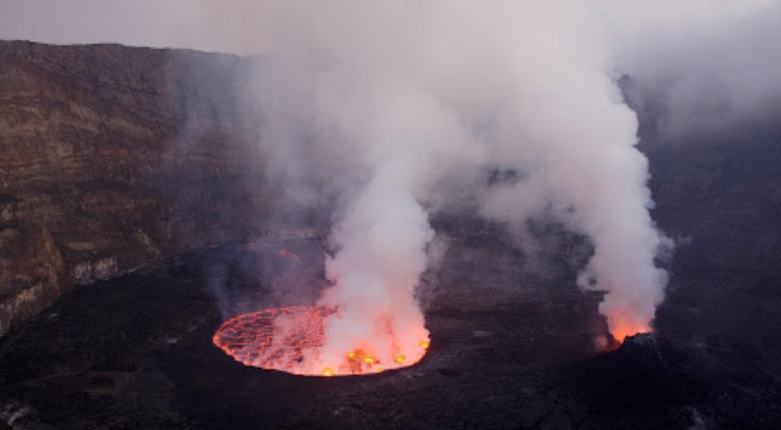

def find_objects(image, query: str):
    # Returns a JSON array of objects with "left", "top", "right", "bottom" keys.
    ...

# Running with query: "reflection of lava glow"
[{"left": 213, "top": 306, "right": 429, "bottom": 376}]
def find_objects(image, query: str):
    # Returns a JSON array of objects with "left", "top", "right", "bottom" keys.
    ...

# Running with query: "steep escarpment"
[{"left": 0, "top": 40, "right": 270, "bottom": 333}]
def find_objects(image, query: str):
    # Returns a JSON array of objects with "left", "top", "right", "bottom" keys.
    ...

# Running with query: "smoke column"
[
  {"left": 459, "top": 2, "right": 670, "bottom": 342},
  {"left": 222, "top": 0, "right": 670, "bottom": 361},
  {"left": 2, "top": 0, "right": 777, "bottom": 363},
  {"left": 241, "top": 3, "right": 485, "bottom": 372},
  {"left": 193, "top": 0, "right": 781, "bottom": 358}
]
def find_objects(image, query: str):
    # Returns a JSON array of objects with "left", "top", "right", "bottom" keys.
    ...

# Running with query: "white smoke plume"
[
  {"left": 597, "top": 0, "right": 781, "bottom": 136},
  {"left": 240, "top": 2, "right": 487, "bottom": 372},
  {"left": 227, "top": 0, "right": 672, "bottom": 358},
  {"left": 7, "top": 0, "right": 777, "bottom": 359}
]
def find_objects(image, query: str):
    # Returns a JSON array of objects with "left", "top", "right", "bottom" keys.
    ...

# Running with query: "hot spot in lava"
[{"left": 213, "top": 306, "right": 430, "bottom": 376}]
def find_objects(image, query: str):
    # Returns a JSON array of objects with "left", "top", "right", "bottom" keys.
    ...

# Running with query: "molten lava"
[
  {"left": 611, "top": 324, "right": 651, "bottom": 346},
  {"left": 213, "top": 306, "right": 429, "bottom": 376},
  {"left": 604, "top": 310, "right": 653, "bottom": 346}
]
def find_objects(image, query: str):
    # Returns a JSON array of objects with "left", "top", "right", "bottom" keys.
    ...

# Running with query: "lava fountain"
[{"left": 213, "top": 306, "right": 430, "bottom": 376}]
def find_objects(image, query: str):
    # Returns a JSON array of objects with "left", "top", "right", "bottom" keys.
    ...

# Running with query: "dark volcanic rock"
[
  {"left": 2, "top": 232, "right": 777, "bottom": 429},
  {"left": 607, "top": 333, "right": 665, "bottom": 373},
  {"left": 578, "top": 332, "right": 687, "bottom": 416}
]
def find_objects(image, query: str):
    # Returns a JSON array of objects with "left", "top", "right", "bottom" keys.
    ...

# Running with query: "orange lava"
[
  {"left": 606, "top": 328, "right": 652, "bottom": 351},
  {"left": 213, "top": 306, "right": 429, "bottom": 376},
  {"left": 610, "top": 326, "right": 650, "bottom": 345},
  {"left": 213, "top": 306, "right": 333, "bottom": 372},
  {"left": 605, "top": 312, "right": 653, "bottom": 346}
]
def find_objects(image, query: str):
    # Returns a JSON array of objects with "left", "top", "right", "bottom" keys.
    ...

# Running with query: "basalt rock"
[{"left": 608, "top": 332, "right": 665, "bottom": 373}]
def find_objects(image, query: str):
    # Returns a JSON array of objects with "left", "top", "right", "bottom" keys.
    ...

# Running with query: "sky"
[{"left": 0, "top": 0, "right": 250, "bottom": 53}]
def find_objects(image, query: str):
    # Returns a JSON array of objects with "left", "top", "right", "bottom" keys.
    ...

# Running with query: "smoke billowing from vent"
[
  {"left": 247, "top": 3, "right": 485, "bottom": 368},
  {"left": 220, "top": 1, "right": 659, "bottom": 355},
  {"left": 227, "top": 0, "right": 667, "bottom": 354},
  {"left": 173, "top": 0, "right": 781, "bottom": 356}
]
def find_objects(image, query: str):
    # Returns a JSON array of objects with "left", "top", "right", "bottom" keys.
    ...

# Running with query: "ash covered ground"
[{"left": 1, "top": 116, "right": 780, "bottom": 429}]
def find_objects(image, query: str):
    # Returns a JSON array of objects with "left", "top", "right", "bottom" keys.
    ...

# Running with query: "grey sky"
[{"left": 0, "top": 0, "right": 235, "bottom": 52}]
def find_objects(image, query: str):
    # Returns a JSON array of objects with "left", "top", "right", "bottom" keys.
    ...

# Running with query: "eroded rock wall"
[{"left": 0, "top": 40, "right": 271, "bottom": 332}]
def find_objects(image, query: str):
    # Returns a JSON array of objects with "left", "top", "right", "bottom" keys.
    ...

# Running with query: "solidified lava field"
[{"left": 0, "top": 227, "right": 780, "bottom": 429}]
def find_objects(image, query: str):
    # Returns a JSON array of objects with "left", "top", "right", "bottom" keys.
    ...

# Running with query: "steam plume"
[
  {"left": 236, "top": 1, "right": 669, "bottom": 355},
  {"left": 2, "top": 0, "right": 778, "bottom": 360},
  {"left": 176, "top": 0, "right": 779, "bottom": 353},
  {"left": 243, "top": 3, "right": 485, "bottom": 371}
]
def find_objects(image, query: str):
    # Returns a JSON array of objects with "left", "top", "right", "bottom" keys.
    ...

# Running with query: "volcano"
[{"left": 1, "top": 41, "right": 780, "bottom": 429}]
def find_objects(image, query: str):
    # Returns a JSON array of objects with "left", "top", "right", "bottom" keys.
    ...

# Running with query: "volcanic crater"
[{"left": 0, "top": 41, "right": 780, "bottom": 429}]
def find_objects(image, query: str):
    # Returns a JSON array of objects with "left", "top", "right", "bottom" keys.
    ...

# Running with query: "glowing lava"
[
  {"left": 609, "top": 321, "right": 651, "bottom": 345},
  {"left": 213, "top": 306, "right": 429, "bottom": 376}
]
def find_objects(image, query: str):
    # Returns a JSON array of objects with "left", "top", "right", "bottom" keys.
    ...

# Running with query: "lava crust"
[{"left": 213, "top": 306, "right": 335, "bottom": 374}]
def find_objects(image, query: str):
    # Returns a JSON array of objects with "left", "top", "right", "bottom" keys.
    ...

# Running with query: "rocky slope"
[{"left": 0, "top": 40, "right": 272, "bottom": 333}]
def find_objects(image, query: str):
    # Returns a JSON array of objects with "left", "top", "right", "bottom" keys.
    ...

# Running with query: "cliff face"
[{"left": 0, "top": 41, "right": 270, "bottom": 333}]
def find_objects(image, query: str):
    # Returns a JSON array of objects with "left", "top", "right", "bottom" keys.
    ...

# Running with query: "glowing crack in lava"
[{"left": 213, "top": 306, "right": 429, "bottom": 376}]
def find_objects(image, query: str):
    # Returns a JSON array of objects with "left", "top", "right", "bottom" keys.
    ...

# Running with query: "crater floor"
[{"left": 1, "top": 234, "right": 779, "bottom": 429}]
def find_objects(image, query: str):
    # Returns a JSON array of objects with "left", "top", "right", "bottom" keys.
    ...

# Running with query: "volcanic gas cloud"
[{"left": 205, "top": 0, "right": 764, "bottom": 372}]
